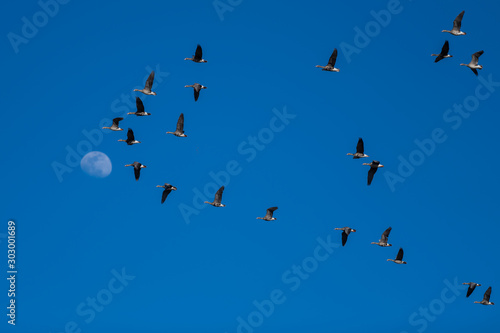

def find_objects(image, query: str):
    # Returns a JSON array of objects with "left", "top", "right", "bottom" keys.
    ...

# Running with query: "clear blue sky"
[{"left": 2, "top": 0, "right": 499, "bottom": 332}]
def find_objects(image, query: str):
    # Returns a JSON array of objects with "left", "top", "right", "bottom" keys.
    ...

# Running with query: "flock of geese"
[{"left": 100, "top": 11, "right": 494, "bottom": 308}]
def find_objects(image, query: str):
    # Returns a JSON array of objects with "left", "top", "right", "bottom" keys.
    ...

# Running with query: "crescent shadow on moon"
[{"left": 80, "top": 151, "right": 112, "bottom": 178}]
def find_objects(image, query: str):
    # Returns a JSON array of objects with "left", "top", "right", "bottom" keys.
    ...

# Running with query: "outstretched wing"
[
  {"left": 396, "top": 248, "right": 404, "bottom": 261},
  {"left": 356, "top": 138, "right": 364, "bottom": 154},
  {"left": 471, "top": 50, "right": 484, "bottom": 65},
  {"left": 380, "top": 227, "right": 392, "bottom": 243},
  {"left": 127, "top": 128, "right": 135, "bottom": 141},
  {"left": 145, "top": 71, "right": 155, "bottom": 91},
  {"left": 176, "top": 113, "right": 184, "bottom": 132},
  {"left": 471, "top": 68, "right": 478, "bottom": 76},
  {"left": 193, "top": 84, "right": 201, "bottom": 101},
  {"left": 136, "top": 97, "right": 145, "bottom": 113},
  {"left": 466, "top": 284, "right": 476, "bottom": 298},
  {"left": 194, "top": 44, "right": 203, "bottom": 61},
  {"left": 367, "top": 167, "right": 378, "bottom": 185},
  {"left": 483, "top": 286, "right": 492, "bottom": 302},
  {"left": 134, "top": 165, "right": 141, "bottom": 180},
  {"left": 453, "top": 11, "right": 465, "bottom": 31},
  {"left": 214, "top": 186, "right": 224, "bottom": 204},
  {"left": 441, "top": 40, "right": 450, "bottom": 55},
  {"left": 265, "top": 207, "right": 278, "bottom": 219},
  {"left": 341, "top": 231, "right": 348, "bottom": 246},
  {"left": 328, "top": 48, "right": 338, "bottom": 67},
  {"left": 112, "top": 117, "right": 123, "bottom": 126},
  {"left": 161, "top": 188, "right": 172, "bottom": 204}
]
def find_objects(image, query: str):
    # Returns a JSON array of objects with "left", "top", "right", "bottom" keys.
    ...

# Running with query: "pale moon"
[{"left": 80, "top": 151, "right": 112, "bottom": 178}]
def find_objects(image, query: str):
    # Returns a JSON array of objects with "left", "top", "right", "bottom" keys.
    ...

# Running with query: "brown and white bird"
[
  {"left": 442, "top": 11, "right": 466, "bottom": 36},
  {"left": 387, "top": 248, "right": 407, "bottom": 264},
  {"left": 156, "top": 183, "right": 177, "bottom": 204},
  {"left": 334, "top": 227, "right": 356, "bottom": 246},
  {"left": 463, "top": 282, "right": 482, "bottom": 298},
  {"left": 460, "top": 51, "right": 484, "bottom": 76},
  {"left": 166, "top": 113, "right": 187, "bottom": 137},
  {"left": 474, "top": 286, "right": 494, "bottom": 305},
  {"left": 124, "top": 162, "right": 146, "bottom": 181},
  {"left": 185, "top": 44, "right": 207, "bottom": 63},
  {"left": 363, "top": 160, "right": 384, "bottom": 185},
  {"left": 134, "top": 70, "right": 157, "bottom": 95},
  {"left": 316, "top": 48, "right": 339, "bottom": 72},
  {"left": 204, "top": 186, "right": 225, "bottom": 207},
  {"left": 371, "top": 227, "right": 392, "bottom": 247},
  {"left": 127, "top": 97, "right": 151, "bottom": 116},
  {"left": 432, "top": 41, "right": 453, "bottom": 63},
  {"left": 118, "top": 128, "right": 141, "bottom": 145},
  {"left": 185, "top": 83, "right": 207, "bottom": 101},
  {"left": 347, "top": 138, "right": 369, "bottom": 159},
  {"left": 102, "top": 117, "right": 124, "bottom": 131},
  {"left": 257, "top": 207, "right": 278, "bottom": 221}
]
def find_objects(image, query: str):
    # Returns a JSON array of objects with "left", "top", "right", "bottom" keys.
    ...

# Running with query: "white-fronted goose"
[
  {"left": 166, "top": 113, "right": 187, "bottom": 137},
  {"left": 432, "top": 41, "right": 453, "bottom": 63},
  {"left": 257, "top": 207, "right": 278, "bottom": 221},
  {"left": 387, "top": 248, "right": 407, "bottom": 264},
  {"left": 204, "top": 186, "right": 225, "bottom": 207},
  {"left": 127, "top": 97, "right": 151, "bottom": 116},
  {"left": 118, "top": 128, "right": 141, "bottom": 145},
  {"left": 363, "top": 160, "right": 384, "bottom": 185},
  {"left": 347, "top": 138, "right": 369, "bottom": 159},
  {"left": 334, "top": 227, "right": 356, "bottom": 246},
  {"left": 124, "top": 162, "right": 146, "bottom": 181},
  {"left": 442, "top": 11, "right": 466, "bottom": 36},
  {"left": 460, "top": 51, "right": 484, "bottom": 76},
  {"left": 316, "top": 48, "right": 339, "bottom": 72},
  {"left": 102, "top": 117, "right": 124, "bottom": 131},
  {"left": 463, "top": 282, "right": 482, "bottom": 298},
  {"left": 475, "top": 286, "right": 494, "bottom": 305},
  {"left": 185, "top": 83, "right": 207, "bottom": 101},
  {"left": 371, "top": 227, "right": 392, "bottom": 247},
  {"left": 134, "top": 70, "right": 157, "bottom": 95},
  {"left": 185, "top": 44, "right": 207, "bottom": 63},
  {"left": 156, "top": 183, "right": 177, "bottom": 204}
]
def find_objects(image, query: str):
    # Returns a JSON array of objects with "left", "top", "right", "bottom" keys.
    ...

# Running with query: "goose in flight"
[
  {"left": 334, "top": 227, "right": 356, "bottom": 246},
  {"left": 134, "top": 70, "right": 157, "bottom": 95},
  {"left": 316, "top": 48, "right": 339, "bottom": 72},
  {"left": 387, "top": 248, "right": 407, "bottom": 264},
  {"left": 371, "top": 227, "right": 392, "bottom": 247},
  {"left": 128, "top": 97, "right": 151, "bottom": 116},
  {"left": 474, "top": 286, "right": 494, "bottom": 305},
  {"left": 460, "top": 51, "right": 484, "bottom": 76},
  {"left": 156, "top": 183, "right": 178, "bottom": 204},
  {"left": 257, "top": 207, "right": 278, "bottom": 221},
  {"left": 166, "top": 113, "right": 187, "bottom": 137},
  {"left": 442, "top": 11, "right": 466, "bottom": 36},
  {"left": 185, "top": 83, "right": 207, "bottom": 101},
  {"left": 463, "top": 282, "right": 482, "bottom": 298},
  {"left": 124, "top": 162, "right": 146, "bottom": 181},
  {"left": 205, "top": 186, "right": 226, "bottom": 207},
  {"left": 347, "top": 138, "right": 369, "bottom": 159},
  {"left": 363, "top": 160, "right": 384, "bottom": 185},
  {"left": 102, "top": 117, "right": 124, "bottom": 131},
  {"left": 185, "top": 44, "right": 207, "bottom": 63},
  {"left": 432, "top": 41, "right": 453, "bottom": 62},
  {"left": 118, "top": 128, "right": 141, "bottom": 145}
]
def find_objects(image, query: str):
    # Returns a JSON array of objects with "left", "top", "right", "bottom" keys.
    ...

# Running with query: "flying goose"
[
  {"left": 102, "top": 117, "right": 124, "bottom": 131},
  {"left": 185, "top": 44, "right": 207, "bottom": 63},
  {"left": 460, "top": 51, "right": 484, "bottom": 76},
  {"left": 133, "top": 70, "right": 157, "bottom": 95},
  {"left": 166, "top": 113, "right": 187, "bottom": 137},
  {"left": 156, "top": 183, "right": 178, "bottom": 204},
  {"left": 316, "top": 48, "right": 339, "bottom": 72},
  {"left": 432, "top": 41, "right": 453, "bottom": 63},
  {"left": 127, "top": 97, "right": 151, "bottom": 116},
  {"left": 463, "top": 282, "right": 482, "bottom": 298},
  {"left": 204, "top": 186, "right": 225, "bottom": 207},
  {"left": 474, "top": 286, "right": 494, "bottom": 305},
  {"left": 124, "top": 162, "right": 146, "bottom": 181},
  {"left": 118, "top": 128, "right": 141, "bottom": 145},
  {"left": 371, "top": 227, "right": 392, "bottom": 247},
  {"left": 347, "top": 138, "right": 369, "bottom": 159},
  {"left": 387, "top": 248, "right": 407, "bottom": 264},
  {"left": 185, "top": 83, "right": 207, "bottom": 101},
  {"left": 257, "top": 207, "right": 278, "bottom": 221},
  {"left": 334, "top": 227, "right": 356, "bottom": 246},
  {"left": 363, "top": 160, "right": 384, "bottom": 186},
  {"left": 442, "top": 11, "right": 466, "bottom": 36}
]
